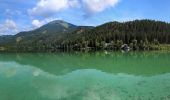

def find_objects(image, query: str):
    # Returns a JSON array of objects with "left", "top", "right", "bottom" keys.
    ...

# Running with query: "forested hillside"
[{"left": 0, "top": 19, "right": 170, "bottom": 52}]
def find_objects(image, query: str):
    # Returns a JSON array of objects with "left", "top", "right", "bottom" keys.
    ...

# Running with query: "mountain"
[
  {"left": 0, "top": 20, "right": 93, "bottom": 46},
  {"left": 0, "top": 35, "right": 13, "bottom": 43},
  {"left": 0, "top": 19, "right": 170, "bottom": 51},
  {"left": 16, "top": 20, "right": 78, "bottom": 37},
  {"left": 80, "top": 20, "right": 170, "bottom": 43}
]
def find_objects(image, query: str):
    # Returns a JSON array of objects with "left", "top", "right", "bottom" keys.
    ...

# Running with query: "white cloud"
[
  {"left": 28, "top": 0, "right": 119, "bottom": 19},
  {"left": 29, "top": 0, "right": 79, "bottom": 17},
  {"left": 0, "top": 19, "right": 18, "bottom": 35},
  {"left": 82, "top": 0, "right": 119, "bottom": 14},
  {"left": 68, "top": 0, "right": 80, "bottom": 8},
  {"left": 5, "top": 19, "right": 17, "bottom": 30},
  {"left": 32, "top": 20, "right": 43, "bottom": 28}
]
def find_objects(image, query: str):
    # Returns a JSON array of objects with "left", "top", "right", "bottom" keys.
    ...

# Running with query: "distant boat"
[{"left": 121, "top": 44, "right": 130, "bottom": 52}]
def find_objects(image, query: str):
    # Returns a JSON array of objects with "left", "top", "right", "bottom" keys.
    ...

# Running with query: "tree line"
[{"left": 1, "top": 19, "right": 170, "bottom": 52}]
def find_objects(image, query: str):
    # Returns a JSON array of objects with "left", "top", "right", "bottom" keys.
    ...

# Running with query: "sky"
[{"left": 0, "top": 0, "right": 170, "bottom": 35}]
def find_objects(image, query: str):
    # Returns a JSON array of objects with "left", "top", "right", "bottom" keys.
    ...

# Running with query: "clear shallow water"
[{"left": 0, "top": 51, "right": 170, "bottom": 100}]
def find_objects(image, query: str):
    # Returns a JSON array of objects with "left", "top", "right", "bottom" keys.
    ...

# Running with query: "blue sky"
[{"left": 0, "top": 0, "right": 170, "bottom": 35}]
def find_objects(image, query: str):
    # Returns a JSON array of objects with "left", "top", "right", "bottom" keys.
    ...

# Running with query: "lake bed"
[{"left": 0, "top": 51, "right": 170, "bottom": 100}]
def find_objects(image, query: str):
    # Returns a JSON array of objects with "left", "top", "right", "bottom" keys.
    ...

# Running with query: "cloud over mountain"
[
  {"left": 0, "top": 19, "right": 18, "bottom": 35},
  {"left": 29, "top": 0, "right": 79, "bottom": 17},
  {"left": 82, "top": 0, "right": 119, "bottom": 14},
  {"left": 29, "top": 0, "right": 119, "bottom": 18}
]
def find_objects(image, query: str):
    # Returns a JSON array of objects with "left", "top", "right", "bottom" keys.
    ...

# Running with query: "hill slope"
[
  {"left": 16, "top": 20, "right": 78, "bottom": 37},
  {"left": 0, "top": 19, "right": 170, "bottom": 51},
  {"left": 0, "top": 20, "right": 93, "bottom": 46}
]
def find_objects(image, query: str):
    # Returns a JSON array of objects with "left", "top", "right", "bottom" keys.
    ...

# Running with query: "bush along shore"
[{"left": 1, "top": 40, "right": 170, "bottom": 52}]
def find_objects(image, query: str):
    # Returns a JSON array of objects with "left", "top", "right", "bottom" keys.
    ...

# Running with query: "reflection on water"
[
  {"left": 0, "top": 51, "right": 170, "bottom": 76},
  {"left": 0, "top": 51, "right": 170, "bottom": 100}
]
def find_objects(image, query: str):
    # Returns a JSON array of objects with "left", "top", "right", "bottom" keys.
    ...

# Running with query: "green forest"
[{"left": 0, "top": 19, "right": 170, "bottom": 52}]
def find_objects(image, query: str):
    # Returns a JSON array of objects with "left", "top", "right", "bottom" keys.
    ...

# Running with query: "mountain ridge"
[
  {"left": 0, "top": 20, "right": 94, "bottom": 45},
  {"left": 1, "top": 19, "right": 170, "bottom": 51}
]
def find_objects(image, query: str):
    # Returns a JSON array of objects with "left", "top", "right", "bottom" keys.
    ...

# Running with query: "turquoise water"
[{"left": 0, "top": 51, "right": 170, "bottom": 100}]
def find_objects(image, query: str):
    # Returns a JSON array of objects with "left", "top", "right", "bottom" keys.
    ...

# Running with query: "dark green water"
[{"left": 0, "top": 51, "right": 170, "bottom": 100}]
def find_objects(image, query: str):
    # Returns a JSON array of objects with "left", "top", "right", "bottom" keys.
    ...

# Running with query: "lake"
[{"left": 0, "top": 51, "right": 170, "bottom": 100}]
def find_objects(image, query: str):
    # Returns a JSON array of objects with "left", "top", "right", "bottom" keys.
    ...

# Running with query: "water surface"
[{"left": 0, "top": 51, "right": 170, "bottom": 100}]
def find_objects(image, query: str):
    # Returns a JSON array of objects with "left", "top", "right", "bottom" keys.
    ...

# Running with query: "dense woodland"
[{"left": 0, "top": 19, "right": 170, "bottom": 52}]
